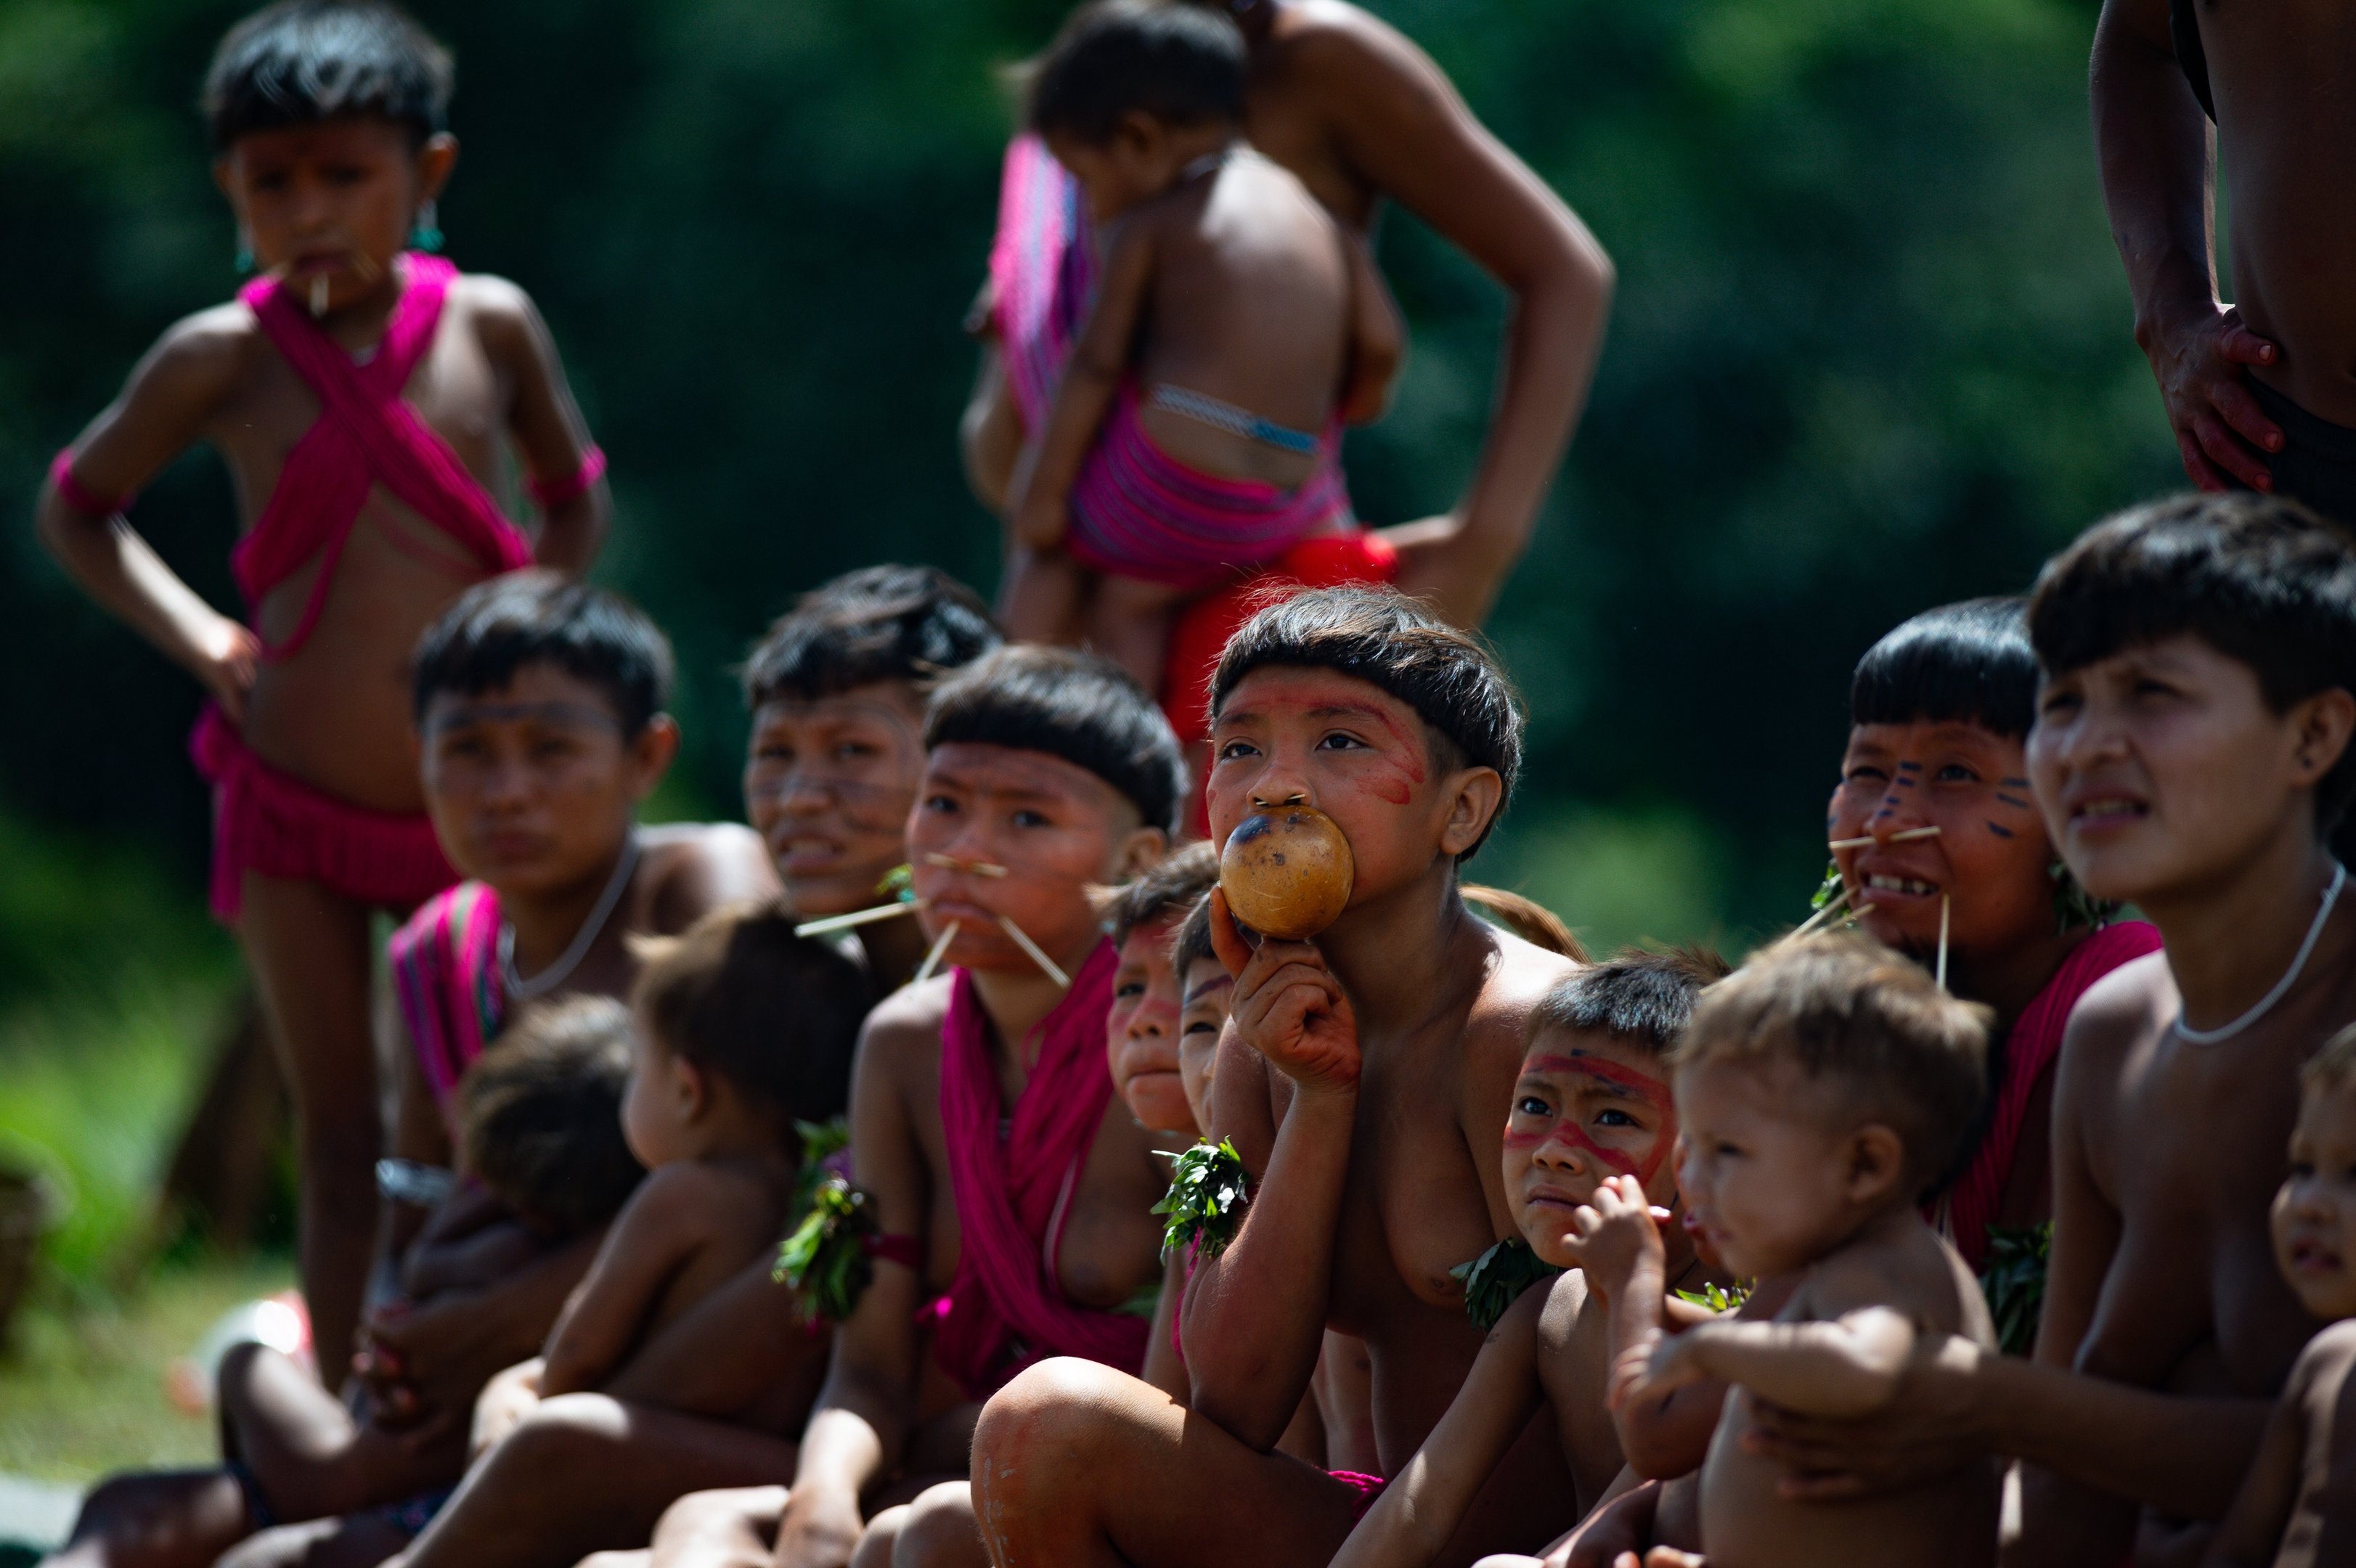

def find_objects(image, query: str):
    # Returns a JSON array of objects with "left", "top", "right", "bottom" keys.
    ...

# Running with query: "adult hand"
[
  {"left": 1565, "top": 1175, "right": 1666, "bottom": 1307},
  {"left": 362, "top": 1286, "right": 539, "bottom": 1448},
  {"left": 192, "top": 613, "right": 261, "bottom": 724},
  {"left": 1207, "top": 888, "right": 1360, "bottom": 1094},
  {"left": 1739, "top": 1331, "right": 1990, "bottom": 1500},
  {"left": 1562, "top": 1479, "right": 1659, "bottom": 1568},
  {"left": 2140, "top": 300, "right": 2283, "bottom": 492}
]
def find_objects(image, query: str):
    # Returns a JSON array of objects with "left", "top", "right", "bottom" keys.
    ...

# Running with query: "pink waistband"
[{"left": 192, "top": 706, "right": 456, "bottom": 922}]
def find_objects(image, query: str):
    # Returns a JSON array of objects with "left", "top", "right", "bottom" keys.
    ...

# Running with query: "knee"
[
  {"left": 971, "top": 1357, "right": 1133, "bottom": 1478},
  {"left": 648, "top": 1485, "right": 785, "bottom": 1568},
  {"left": 487, "top": 1394, "right": 629, "bottom": 1480},
  {"left": 849, "top": 1506, "right": 906, "bottom": 1568},
  {"left": 892, "top": 1485, "right": 984, "bottom": 1568}
]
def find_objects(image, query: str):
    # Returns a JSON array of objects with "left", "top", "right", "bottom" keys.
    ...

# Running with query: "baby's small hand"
[
  {"left": 1565, "top": 1175, "right": 1666, "bottom": 1302},
  {"left": 1621, "top": 1327, "right": 1707, "bottom": 1410}
]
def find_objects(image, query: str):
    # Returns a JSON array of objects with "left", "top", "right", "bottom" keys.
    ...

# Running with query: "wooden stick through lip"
[
  {"left": 1829, "top": 824, "right": 1942, "bottom": 851},
  {"left": 1936, "top": 893, "right": 1952, "bottom": 990},
  {"left": 794, "top": 901, "right": 920, "bottom": 938},
  {"left": 913, "top": 920, "right": 960, "bottom": 987},
  {"left": 1793, "top": 885, "right": 1851, "bottom": 938},
  {"left": 922, "top": 851, "right": 1008, "bottom": 878},
  {"left": 1887, "top": 825, "right": 1942, "bottom": 844},
  {"left": 995, "top": 913, "right": 1071, "bottom": 989}
]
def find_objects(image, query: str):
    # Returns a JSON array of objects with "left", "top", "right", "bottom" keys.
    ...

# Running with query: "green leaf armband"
[
  {"left": 773, "top": 1116, "right": 873, "bottom": 1326},
  {"left": 1151, "top": 1138, "right": 1251, "bottom": 1262},
  {"left": 1979, "top": 1220, "right": 2050, "bottom": 1357},
  {"left": 1450, "top": 1238, "right": 1564, "bottom": 1331},
  {"left": 1673, "top": 1280, "right": 1754, "bottom": 1313}
]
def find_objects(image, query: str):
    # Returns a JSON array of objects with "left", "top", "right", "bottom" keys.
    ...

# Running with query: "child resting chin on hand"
[
  {"left": 1623, "top": 933, "right": 2002, "bottom": 1568},
  {"left": 2206, "top": 1024, "right": 2356, "bottom": 1567}
]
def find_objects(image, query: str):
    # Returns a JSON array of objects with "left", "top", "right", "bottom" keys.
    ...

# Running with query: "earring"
[
  {"left": 409, "top": 199, "right": 444, "bottom": 254},
  {"left": 234, "top": 227, "right": 255, "bottom": 275}
]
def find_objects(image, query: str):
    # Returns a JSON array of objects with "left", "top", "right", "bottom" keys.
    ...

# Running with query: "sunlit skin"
[
  {"left": 1178, "top": 955, "right": 1233, "bottom": 1135},
  {"left": 743, "top": 683, "right": 927, "bottom": 918},
  {"left": 1109, "top": 916, "right": 1197, "bottom": 1135},
  {"left": 1504, "top": 1031, "right": 1679, "bottom": 1270},
  {"left": 215, "top": 116, "right": 455, "bottom": 326},
  {"left": 2273, "top": 1079, "right": 2356, "bottom": 1323},
  {"left": 621, "top": 1024, "right": 705, "bottom": 1172}
]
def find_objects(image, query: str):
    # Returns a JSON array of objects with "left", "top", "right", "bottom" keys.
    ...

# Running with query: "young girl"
[{"left": 33, "top": 0, "right": 608, "bottom": 1378}]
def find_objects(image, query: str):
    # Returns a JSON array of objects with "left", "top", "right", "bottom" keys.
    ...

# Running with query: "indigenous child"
[
  {"left": 742, "top": 565, "right": 1003, "bottom": 989},
  {"left": 969, "top": 587, "right": 1582, "bottom": 1568},
  {"left": 656, "top": 644, "right": 1183, "bottom": 1568},
  {"left": 46, "top": 997, "right": 640, "bottom": 1568},
  {"left": 1000, "top": 0, "right": 1399, "bottom": 693},
  {"left": 1170, "top": 891, "right": 1230, "bottom": 1135},
  {"left": 33, "top": 0, "right": 608, "bottom": 1378},
  {"left": 1331, "top": 950, "right": 1729, "bottom": 1568},
  {"left": 2207, "top": 1024, "right": 2356, "bottom": 1566},
  {"left": 1105, "top": 842, "right": 1221, "bottom": 1137},
  {"left": 1825, "top": 597, "right": 2160, "bottom": 1277},
  {"left": 1731, "top": 494, "right": 2356, "bottom": 1568},
  {"left": 1618, "top": 933, "right": 2001, "bottom": 1568},
  {"left": 448, "top": 905, "right": 871, "bottom": 1453}
]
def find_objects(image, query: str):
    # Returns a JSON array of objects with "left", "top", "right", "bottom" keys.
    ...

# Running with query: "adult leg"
[
  {"left": 1079, "top": 576, "right": 1179, "bottom": 696},
  {"left": 399, "top": 1397, "right": 796, "bottom": 1568},
  {"left": 995, "top": 547, "right": 1088, "bottom": 648},
  {"left": 969, "top": 1358, "right": 1361, "bottom": 1568},
  {"left": 219, "top": 1344, "right": 458, "bottom": 1521},
  {"left": 645, "top": 1486, "right": 785, "bottom": 1568},
  {"left": 240, "top": 873, "right": 383, "bottom": 1380},
  {"left": 43, "top": 1471, "right": 253, "bottom": 1568}
]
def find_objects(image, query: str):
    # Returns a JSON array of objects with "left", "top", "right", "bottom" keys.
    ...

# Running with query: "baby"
[
  {"left": 2206, "top": 1024, "right": 2356, "bottom": 1567},
  {"left": 1332, "top": 950, "right": 1731, "bottom": 1568},
  {"left": 1002, "top": 0, "right": 1398, "bottom": 693},
  {"left": 1623, "top": 932, "right": 2000, "bottom": 1568}
]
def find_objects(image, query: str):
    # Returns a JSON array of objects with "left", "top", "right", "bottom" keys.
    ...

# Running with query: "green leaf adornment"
[
  {"left": 773, "top": 1116, "right": 871, "bottom": 1325},
  {"left": 1151, "top": 1139, "right": 1251, "bottom": 1262},
  {"left": 1810, "top": 860, "right": 1843, "bottom": 911},
  {"left": 1450, "top": 1238, "right": 1564, "bottom": 1331},
  {"left": 1980, "top": 1220, "right": 2050, "bottom": 1357},
  {"left": 1673, "top": 1280, "right": 1754, "bottom": 1312},
  {"left": 877, "top": 864, "right": 916, "bottom": 902}
]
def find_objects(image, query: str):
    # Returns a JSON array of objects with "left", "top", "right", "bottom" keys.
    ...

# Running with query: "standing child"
[
  {"left": 33, "top": 0, "right": 609, "bottom": 1376},
  {"left": 1001, "top": 0, "right": 1398, "bottom": 692},
  {"left": 1623, "top": 934, "right": 2001, "bottom": 1568},
  {"left": 2207, "top": 1024, "right": 2356, "bottom": 1566}
]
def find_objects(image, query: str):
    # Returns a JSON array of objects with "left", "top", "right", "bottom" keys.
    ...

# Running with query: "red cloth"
[
  {"left": 933, "top": 940, "right": 1149, "bottom": 1397},
  {"left": 1943, "top": 920, "right": 2162, "bottom": 1268}
]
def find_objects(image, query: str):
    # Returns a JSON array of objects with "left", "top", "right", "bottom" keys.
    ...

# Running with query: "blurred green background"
[{"left": 0, "top": 0, "right": 2182, "bottom": 1478}]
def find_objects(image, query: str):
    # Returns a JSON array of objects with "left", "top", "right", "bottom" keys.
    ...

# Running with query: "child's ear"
[
  {"left": 1114, "top": 110, "right": 1160, "bottom": 160},
  {"left": 1436, "top": 767, "right": 1505, "bottom": 860},
  {"left": 669, "top": 1053, "right": 709, "bottom": 1123},
  {"left": 2288, "top": 687, "right": 2356, "bottom": 794},
  {"left": 415, "top": 132, "right": 459, "bottom": 204},
  {"left": 1843, "top": 1124, "right": 1907, "bottom": 1204},
  {"left": 629, "top": 714, "right": 682, "bottom": 800},
  {"left": 1112, "top": 825, "right": 1169, "bottom": 881}
]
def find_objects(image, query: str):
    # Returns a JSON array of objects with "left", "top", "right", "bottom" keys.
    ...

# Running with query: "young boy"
[
  {"left": 1171, "top": 891, "right": 1230, "bottom": 1136},
  {"left": 1826, "top": 597, "right": 2159, "bottom": 1270},
  {"left": 1105, "top": 843, "right": 1220, "bottom": 1137},
  {"left": 34, "top": 0, "right": 608, "bottom": 1377},
  {"left": 2207, "top": 1024, "right": 2356, "bottom": 1566},
  {"left": 969, "top": 587, "right": 1581, "bottom": 1568},
  {"left": 1331, "top": 950, "right": 1728, "bottom": 1568},
  {"left": 743, "top": 565, "right": 1003, "bottom": 989},
  {"left": 1621, "top": 933, "right": 2001, "bottom": 1568},
  {"left": 1001, "top": 0, "right": 1398, "bottom": 691},
  {"left": 1734, "top": 494, "right": 2356, "bottom": 1567}
]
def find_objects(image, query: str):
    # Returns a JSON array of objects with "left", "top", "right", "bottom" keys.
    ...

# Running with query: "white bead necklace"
[
  {"left": 500, "top": 833, "right": 642, "bottom": 1003},
  {"left": 2173, "top": 862, "right": 2347, "bottom": 1045}
]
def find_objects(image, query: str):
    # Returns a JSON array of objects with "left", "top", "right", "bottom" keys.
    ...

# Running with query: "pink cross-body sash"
[{"left": 235, "top": 253, "right": 533, "bottom": 660}]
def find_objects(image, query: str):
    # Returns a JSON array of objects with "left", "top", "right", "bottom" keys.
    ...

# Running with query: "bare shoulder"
[
  {"left": 640, "top": 822, "right": 783, "bottom": 932},
  {"left": 130, "top": 301, "right": 266, "bottom": 402},
  {"left": 2055, "top": 950, "right": 2174, "bottom": 1102},
  {"left": 1808, "top": 1220, "right": 1986, "bottom": 1338},
  {"left": 1281, "top": 0, "right": 1451, "bottom": 97},
  {"left": 444, "top": 271, "right": 545, "bottom": 348},
  {"left": 619, "top": 1159, "right": 746, "bottom": 1237},
  {"left": 1535, "top": 1263, "right": 1597, "bottom": 1354},
  {"left": 2290, "top": 1318, "right": 2356, "bottom": 1398},
  {"left": 857, "top": 974, "right": 952, "bottom": 1074},
  {"left": 1469, "top": 925, "right": 1581, "bottom": 1062}
]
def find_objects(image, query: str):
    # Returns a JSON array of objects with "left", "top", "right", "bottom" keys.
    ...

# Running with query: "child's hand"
[
  {"left": 1209, "top": 888, "right": 1360, "bottom": 1095},
  {"left": 1620, "top": 1326, "right": 1708, "bottom": 1411},
  {"left": 190, "top": 613, "right": 261, "bottom": 724},
  {"left": 1565, "top": 1175, "right": 1667, "bottom": 1304}
]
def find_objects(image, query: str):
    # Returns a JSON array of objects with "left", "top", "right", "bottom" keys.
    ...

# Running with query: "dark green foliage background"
[{"left": 0, "top": 0, "right": 2181, "bottom": 948}]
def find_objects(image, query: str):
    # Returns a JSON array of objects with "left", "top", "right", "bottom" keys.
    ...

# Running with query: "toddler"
[
  {"left": 2206, "top": 1024, "right": 2356, "bottom": 1567},
  {"left": 1002, "top": 0, "right": 1398, "bottom": 691},
  {"left": 1623, "top": 933, "right": 2000, "bottom": 1568}
]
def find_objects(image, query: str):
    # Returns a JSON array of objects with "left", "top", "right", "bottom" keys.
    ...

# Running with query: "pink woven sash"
[
  {"left": 933, "top": 940, "right": 1149, "bottom": 1396},
  {"left": 388, "top": 881, "right": 507, "bottom": 1124},
  {"left": 1941, "top": 920, "right": 2161, "bottom": 1267},
  {"left": 988, "top": 134, "right": 1096, "bottom": 431},
  {"left": 235, "top": 253, "right": 533, "bottom": 661}
]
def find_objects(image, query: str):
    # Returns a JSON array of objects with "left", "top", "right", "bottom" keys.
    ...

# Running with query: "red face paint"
[{"left": 1512, "top": 1050, "right": 1677, "bottom": 1186}]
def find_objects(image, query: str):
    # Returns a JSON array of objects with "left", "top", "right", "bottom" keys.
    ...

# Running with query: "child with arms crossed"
[
  {"left": 34, "top": 0, "right": 608, "bottom": 1377},
  {"left": 1003, "top": 0, "right": 1397, "bottom": 691}
]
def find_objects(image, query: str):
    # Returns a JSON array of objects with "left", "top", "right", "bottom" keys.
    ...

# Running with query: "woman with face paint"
[{"left": 1823, "top": 600, "right": 2160, "bottom": 1271}]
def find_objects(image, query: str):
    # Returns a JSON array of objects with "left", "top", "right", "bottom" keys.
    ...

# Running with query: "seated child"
[
  {"left": 464, "top": 904, "right": 872, "bottom": 1447},
  {"left": 1825, "top": 597, "right": 2159, "bottom": 1282},
  {"left": 1002, "top": 0, "right": 1399, "bottom": 692},
  {"left": 741, "top": 565, "right": 1002, "bottom": 989},
  {"left": 2208, "top": 1023, "right": 2356, "bottom": 1567},
  {"left": 34, "top": 0, "right": 608, "bottom": 1379},
  {"left": 1622, "top": 933, "right": 2001, "bottom": 1568},
  {"left": 1170, "top": 890, "right": 1230, "bottom": 1140},
  {"left": 1332, "top": 950, "right": 1729, "bottom": 1568},
  {"left": 45, "top": 997, "right": 640, "bottom": 1568},
  {"left": 1105, "top": 841, "right": 1221, "bottom": 1138}
]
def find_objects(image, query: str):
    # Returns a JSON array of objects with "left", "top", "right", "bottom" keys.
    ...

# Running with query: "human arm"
[
  {"left": 1332, "top": 1288, "right": 1547, "bottom": 1568},
  {"left": 1634, "top": 1302, "right": 1917, "bottom": 1421},
  {"left": 468, "top": 1356, "right": 545, "bottom": 1458},
  {"left": 35, "top": 311, "right": 261, "bottom": 720},
  {"left": 537, "top": 1165, "right": 718, "bottom": 1397},
  {"left": 2089, "top": 0, "right": 2281, "bottom": 491},
  {"left": 2201, "top": 1370, "right": 2311, "bottom": 1568},
  {"left": 1006, "top": 218, "right": 1155, "bottom": 550},
  {"left": 770, "top": 1010, "right": 935, "bottom": 1568},
  {"left": 473, "top": 276, "right": 608, "bottom": 573},
  {"left": 1139, "top": 1249, "right": 1191, "bottom": 1402},
  {"left": 1310, "top": 13, "right": 1613, "bottom": 626},
  {"left": 372, "top": 1043, "right": 460, "bottom": 1308},
  {"left": 1337, "top": 233, "right": 1404, "bottom": 425},
  {"left": 1565, "top": 1178, "right": 1732, "bottom": 1479},
  {"left": 1181, "top": 891, "right": 1362, "bottom": 1448}
]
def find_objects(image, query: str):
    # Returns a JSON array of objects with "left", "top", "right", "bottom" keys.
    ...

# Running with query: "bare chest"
[{"left": 1329, "top": 1042, "right": 1504, "bottom": 1333}]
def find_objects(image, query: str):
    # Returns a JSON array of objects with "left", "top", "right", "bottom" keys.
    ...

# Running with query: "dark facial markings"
[
  {"left": 1985, "top": 821, "right": 2017, "bottom": 838},
  {"left": 1994, "top": 793, "right": 2034, "bottom": 809}
]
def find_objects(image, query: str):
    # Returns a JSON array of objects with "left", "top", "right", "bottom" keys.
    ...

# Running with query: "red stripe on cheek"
[{"left": 1501, "top": 1128, "right": 1544, "bottom": 1149}]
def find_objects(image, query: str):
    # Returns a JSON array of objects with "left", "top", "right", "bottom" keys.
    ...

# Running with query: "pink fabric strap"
[
  {"left": 527, "top": 445, "right": 606, "bottom": 510},
  {"left": 989, "top": 134, "right": 1096, "bottom": 431},
  {"left": 49, "top": 448, "right": 131, "bottom": 515},
  {"left": 1939, "top": 920, "right": 2161, "bottom": 1267},
  {"left": 933, "top": 941, "right": 1149, "bottom": 1397},
  {"left": 388, "top": 880, "right": 508, "bottom": 1122},
  {"left": 234, "top": 253, "right": 534, "bottom": 662}
]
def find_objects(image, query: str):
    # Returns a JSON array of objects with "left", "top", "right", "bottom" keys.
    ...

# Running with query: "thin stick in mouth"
[
  {"left": 1827, "top": 836, "right": 1875, "bottom": 851},
  {"left": 913, "top": 920, "right": 961, "bottom": 987},
  {"left": 922, "top": 852, "right": 1008, "bottom": 878},
  {"left": 995, "top": 913, "right": 1070, "bottom": 988},
  {"left": 1794, "top": 886, "right": 1851, "bottom": 938},
  {"left": 309, "top": 272, "right": 330, "bottom": 317},
  {"left": 1887, "top": 825, "right": 1942, "bottom": 844},
  {"left": 794, "top": 901, "right": 920, "bottom": 937},
  {"left": 1936, "top": 893, "right": 1951, "bottom": 990}
]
